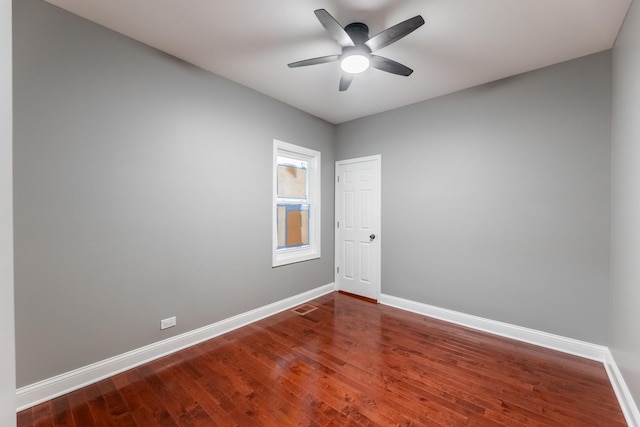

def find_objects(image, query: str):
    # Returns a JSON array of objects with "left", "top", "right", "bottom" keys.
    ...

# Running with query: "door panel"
[
  {"left": 335, "top": 156, "right": 381, "bottom": 301},
  {"left": 344, "top": 191, "right": 354, "bottom": 228},
  {"left": 344, "top": 241, "right": 354, "bottom": 279}
]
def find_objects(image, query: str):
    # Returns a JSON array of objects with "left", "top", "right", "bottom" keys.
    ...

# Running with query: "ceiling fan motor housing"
[{"left": 344, "top": 22, "right": 369, "bottom": 44}]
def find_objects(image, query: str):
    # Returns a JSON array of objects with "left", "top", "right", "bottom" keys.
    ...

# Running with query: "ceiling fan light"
[{"left": 341, "top": 54, "right": 370, "bottom": 74}]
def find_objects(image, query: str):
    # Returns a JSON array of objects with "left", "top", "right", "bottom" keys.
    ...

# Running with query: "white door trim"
[{"left": 335, "top": 155, "right": 382, "bottom": 300}]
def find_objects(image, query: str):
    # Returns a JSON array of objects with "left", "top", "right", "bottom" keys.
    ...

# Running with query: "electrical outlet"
[{"left": 160, "top": 316, "right": 176, "bottom": 330}]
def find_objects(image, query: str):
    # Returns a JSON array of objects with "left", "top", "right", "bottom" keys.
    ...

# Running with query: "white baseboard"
[
  {"left": 605, "top": 349, "right": 640, "bottom": 427},
  {"left": 379, "top": 294, "right": 609, "bottom": 361},
  {"left": 16, "top": 282, "right": 335, "bottom": 412}
]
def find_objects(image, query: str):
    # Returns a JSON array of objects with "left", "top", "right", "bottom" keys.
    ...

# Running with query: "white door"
[{"left": 335, "top": 155, "right": 381, "bottom": 301}]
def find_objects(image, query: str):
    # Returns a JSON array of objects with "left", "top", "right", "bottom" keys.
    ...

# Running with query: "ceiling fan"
[{"left": 288, "top": 9, "right": 425, "bottom": 91}]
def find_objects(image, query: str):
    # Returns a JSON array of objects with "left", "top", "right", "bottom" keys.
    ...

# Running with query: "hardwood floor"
[{"left": 18, "top": 292, "right": 626, "bottom": 426}]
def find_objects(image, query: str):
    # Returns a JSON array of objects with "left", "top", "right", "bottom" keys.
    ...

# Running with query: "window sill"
[{"left": 272, "top": 248, "right": 320, "bottom": 267}]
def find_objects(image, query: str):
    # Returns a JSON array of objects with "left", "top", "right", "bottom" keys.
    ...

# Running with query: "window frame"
[{"left": 272, "top": 139, "right": 321, "bottom": 267}]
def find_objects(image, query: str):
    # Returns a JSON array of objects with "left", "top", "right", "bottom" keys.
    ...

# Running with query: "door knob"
[{"left": 370, "top": 234, "right": 376, "bottom": 240}]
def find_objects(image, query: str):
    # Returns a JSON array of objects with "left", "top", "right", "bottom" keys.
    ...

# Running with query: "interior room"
[{"left": 2, "top": 0, "right": 640, "bottom": 425}]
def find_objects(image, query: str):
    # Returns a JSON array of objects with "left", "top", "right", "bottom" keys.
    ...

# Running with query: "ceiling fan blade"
[
  {"left": 365, "top": 15, "right": 425, "bottom": 52},
  {"left": 288, "top": 55, "right": 341, "bottom": 68},
  {"left": 370, "top": 55, "right": 413, "bottom": 76},
  {"left": 339, "top": 73, "right": 355, "bottom": 91},
  {"left": 314, "top": 9, "right": 355, "bottom": 47}
]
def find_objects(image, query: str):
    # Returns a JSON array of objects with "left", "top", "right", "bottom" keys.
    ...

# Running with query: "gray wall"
[
  {"left": 336, "top": 52, "right": 612, "bottom": 344},
  {"left": 611, "top": 0, "right": 640, "bottom": 409},
  {"left": 1, "top": 0, "right": 16, "bottom": 424},
  {"left": 13, "top": 0, "right": 335, "bottom": 387}
]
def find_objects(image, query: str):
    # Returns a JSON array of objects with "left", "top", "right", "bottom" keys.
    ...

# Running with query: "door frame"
[{"left": 334, "top": 155, "right": 382, "bottom": 300}]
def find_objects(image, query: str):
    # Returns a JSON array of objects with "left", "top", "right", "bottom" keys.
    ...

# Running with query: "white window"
[{"left": 273, "top": 140, "right": 321, "bottom": 267}]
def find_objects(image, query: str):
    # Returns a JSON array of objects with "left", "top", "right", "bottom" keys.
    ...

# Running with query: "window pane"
[
  {"left": 273, "top": 140, "right": 320, "bottom": 267},
  {"left": 277, "top": 157, "right": 308, "bottom": 199},
  {"left": 277, "top": 204, "right": 310, "bottom": 249}
]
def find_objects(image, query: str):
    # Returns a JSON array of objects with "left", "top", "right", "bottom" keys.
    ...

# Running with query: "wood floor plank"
[
  {"left": 67, "top": 388, "right": 95, "bottom": 427},
  {"left": 177, "top": 343, "right": 267, "bottom": 427},
  {"left": 84, "top": 382, "right": 114, "bottom": 427},
  {"left": 166, "top": 359, "right": 238, "bottom": 426},
  {"left": 210, "top": 333, "right": 350, "bottom": 426},
  {"left": 259, "top": 304, "right": 512, "bottom": 423},
  {"left": 248, "top": 323, "right": 431, "bottom": 425},
  {"left": 136, "top": 361, "right": 217, "bottom": 427},
  {"left": 50, "top": 395, "right": 73, "bottom": 427},
  {"left": 217, "top": 337, "right": 362, "bottom": 425},
  {"left": 16, "top": 292, "right": 627, "bottom": 426},
  {"left": 123, "top": 367, "right": 180, "bottom": 426},
  {"left": 16, "top": 408, "right": 33, "bottom": 427},
  {"left": 31, "top": 401, "right": 53, "bottom": 427}
]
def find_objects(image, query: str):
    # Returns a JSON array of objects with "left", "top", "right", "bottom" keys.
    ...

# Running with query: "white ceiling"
[{"left": 43, "top": 0, "right": 631, "bottom": 124}]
